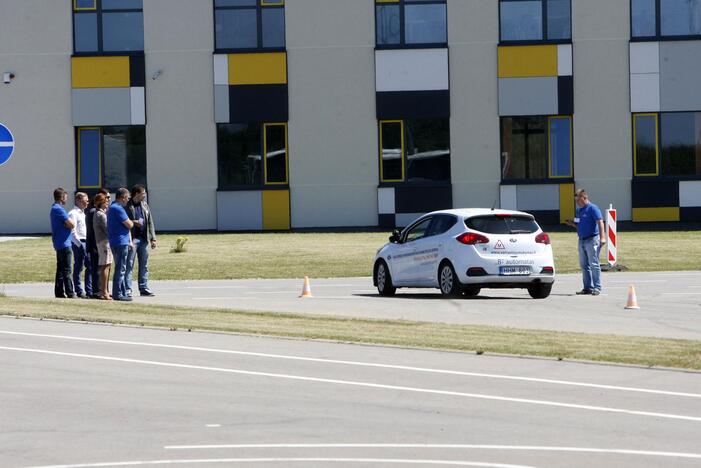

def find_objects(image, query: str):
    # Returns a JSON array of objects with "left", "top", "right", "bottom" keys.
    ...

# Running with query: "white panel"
[
  {"left": 395, "top": 213, "right": 425, "bottom": 228},
  {"left": 557, "top": 44, "right": 572, "bottom": 76},
  {"left": 375, "top": 49, "right": 449, "bottom": 92},
  {"left": 630, "top": 42, "right": 659, "bottom": 74},
  {"left": 516, "top": 185, "right": 560, "bottom": 211},
  {"left": 630, "top": 73, "right": 660, "bottom": 112},
  {"left": 213, "top": 54, "right": 229, "bottom": 86},
  {"left": 679, "top": 181, "right": 701, "bottom": 207},
  {"left": 500, "top": 185, "right": 518, "bottom": 210},
  {"left": 378, "top": 187, "right": 395, "bottom": 214},
  {"left": 130, "top": 87, "right": 145, "bottom": 125},
  {"left": 217, "top": 191, "right": 263, "bottom": 230}
]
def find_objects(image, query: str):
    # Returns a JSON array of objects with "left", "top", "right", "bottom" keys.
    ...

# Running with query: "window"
[
  {"left": 73, "top": 0, "right": 144, "bottom": 54},
  {"left": 500, "top": 115, "right": 573, "bottom": 181},
  {"left": 214, "top": 0, "right": 285, "bottom": 51},
  {"left": 466, "top": 215, "right": 539, "bottom": 234},
  {"left": 376, "top": 0, "right": 447, "bottom": 47},
  {"left": 499, "top": 0, "right": 571, "bottom": 43},
  {"left": 427, "top": 214, "right": 457, "bottom": 236},
  {"left": 76, "top": 126, "right": 146, "bottom": 190},
  {"left": 633, "top": 112, "right": 701, "bottom": 177},
  {"left": 379, "top": 119, "right": 451, "bottom": 183},
  {"left": 632, "top": 0, "right": 701, "bottom": 39},
  {"left": 217, "top": 122, "right": 288, "bottom": 189},
  {"left": 404, "top": 217, "right": 433, "bottom": 242}
]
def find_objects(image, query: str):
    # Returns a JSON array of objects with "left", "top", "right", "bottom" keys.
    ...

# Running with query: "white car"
[{"left": 373, "top": 208, "right": 555, "bottom": 299}]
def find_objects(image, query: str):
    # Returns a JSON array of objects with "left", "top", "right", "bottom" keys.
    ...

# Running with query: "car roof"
[{"left": 421, "top": 208, "right": 535, "bottom": 219}]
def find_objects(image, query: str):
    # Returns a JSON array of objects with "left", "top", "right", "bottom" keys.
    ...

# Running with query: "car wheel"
[
  {"left": 438, "top": 261, "right": 461, "bottom": 297},
  {"left": 375, "top": 260, "right": 396, "bottom": 296},
  {"left": 462, "top": 286, "right": 481, "bottom": 298},
  {"left": 528, "top": 283, "right": 552, "bottom": 299}
]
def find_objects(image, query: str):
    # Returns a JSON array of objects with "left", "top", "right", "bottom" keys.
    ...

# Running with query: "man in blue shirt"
[
  {"left": 566, "top": 189, "right": 606, "bottom": 295},
  {"left": 107, "top": 187, "right": 134, "bottom": 301},
  {"left": 50, "top": 188, "right": 76, "bottom": 298}
]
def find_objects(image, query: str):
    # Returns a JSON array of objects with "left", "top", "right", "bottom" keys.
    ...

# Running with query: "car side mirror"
[{"left": 389, "top": 229, "right": 401, "bottom": 244}]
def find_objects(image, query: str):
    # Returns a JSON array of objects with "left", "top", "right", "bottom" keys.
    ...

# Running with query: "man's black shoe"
[
  {"left": 591, "top": 290, "right": 601, "bottom": 296},
  {"left": 140, "top": 289, "right": 155, "bottom": 297},
  {"left": 575, "top": 289, "right": 592, "bottom": 295}
]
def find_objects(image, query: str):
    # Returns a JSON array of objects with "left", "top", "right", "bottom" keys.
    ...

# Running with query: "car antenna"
[{"left": 491, "top": 199, "right": 497, "bottom": 210}]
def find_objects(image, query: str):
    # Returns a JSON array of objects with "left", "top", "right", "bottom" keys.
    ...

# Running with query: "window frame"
[
  {"left": 72, "top": 0, "right": 144, "bottom": 55},
  {"left": 498, "top": 0, "right": 572, "bottom": 45},
  {"left": 547, "top": 115, "right": 573, "bottom": 179},
  {"left": 633, "top": 113, "right": 660, "bottom": 176},
  {"left": 630, "top": 0, "right": 701, "bottom": 41},
  {"left": 379, "top": 120, "right": 406, "bottom": 183},
  {"left": 213, "top": 0, "right": 286, "bottom": 53},
  {"left": 375, "top": 0, "right": 448, "bottom": 49}
]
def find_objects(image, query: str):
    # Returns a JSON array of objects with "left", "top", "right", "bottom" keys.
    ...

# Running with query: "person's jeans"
[
  {"left": 72, "top": 241, "right": 92, "bottom": 297},
  {"left": 111, "top": 244, "right": 130, "bottom": 300},
  {"left": 578, "top": 236, "right": 602, "bottom": 292},
  {"left": 126, "top": 238, "right": 150, "bottom": 294},
  {"left": 54, "top": 247, "right": 75, "bottom": 298}
]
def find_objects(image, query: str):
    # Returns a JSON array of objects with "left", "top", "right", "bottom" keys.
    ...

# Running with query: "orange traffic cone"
[
  {"left": 299, "top": 276, "right": 313, "bottom": 298},
  {"left": 625, "top": 284, "right": 640, "bottom": 309}
]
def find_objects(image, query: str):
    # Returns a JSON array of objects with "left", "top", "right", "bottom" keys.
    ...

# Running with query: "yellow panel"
[
  {"left": 72, "top": 56, "right": 130, "bottom": 88},
  {"left": 632, "top": 207, "right": 680, "bottom": 222},
  {"left": 228, "top": 53, "right": 287, "bottom": 85},
  {"left": 559, "top": 183, "right": 575, "bottom": 224},
  {"left": 498, "top": 45, "right": 558, "bottom": 78},
  {"left": 262, "top": 190, "right": 291, "bottom": 230}
]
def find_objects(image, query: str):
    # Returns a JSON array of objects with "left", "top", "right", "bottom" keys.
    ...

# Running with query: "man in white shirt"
[{"left": 68, "top": 192, "right": 92, "bottom": 298}]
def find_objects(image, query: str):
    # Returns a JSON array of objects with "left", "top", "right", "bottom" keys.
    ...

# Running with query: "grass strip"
[{"left": 1, "top": 297, "right": 699, "bottom": 370}]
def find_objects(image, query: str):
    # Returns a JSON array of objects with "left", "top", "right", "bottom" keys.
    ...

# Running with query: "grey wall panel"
[
  {"left": 660, "top": 41, "right": 701, "bottom": 112},
  {"left": 216, "top": 191, "right": 262, "bottom": 231},
  {"left": 214, "top": 85, "right": 230, "bottom": 123},
  {"left": 72, "top": 88, "right": 132, "bottom": 126},
  {"left": 498, "top": 77, "right": 558, "bottom": 116},
  {"left": 516, "top": 184, "right": 560, "bottom": 211}
]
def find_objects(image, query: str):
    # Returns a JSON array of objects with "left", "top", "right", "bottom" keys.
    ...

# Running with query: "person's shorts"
[{"left": 98, "top": 241, "right": 112, "bottom": 266}]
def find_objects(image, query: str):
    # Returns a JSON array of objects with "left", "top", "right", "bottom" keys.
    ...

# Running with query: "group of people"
[{"left": 50, "top": 185, "right": 157, "bottom": 302}]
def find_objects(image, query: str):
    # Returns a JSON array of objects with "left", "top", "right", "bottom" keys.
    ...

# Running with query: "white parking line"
[
  {"left": 1, "top": 331, "right": 698, "bottom": 399},
  {"left": 662, "top": 293, "right": 701, "bottom": 296},
  {"left": 2, "top": 345, "right": 701, "bottom": 422}
]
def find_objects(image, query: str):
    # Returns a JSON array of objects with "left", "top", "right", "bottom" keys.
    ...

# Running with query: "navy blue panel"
[
  {"left": 395, "top": 184, "right": 452, "bottom": 213},
  {"left": 680, "top": 207, "right": 701, "bottom": 222},
  {"left": 378, "top": 214, "right": 396, "bottom": 228},
  {"left": 376, "top": 90, "right": 450, "bottom": 120},
  {"left": 631, "top": 179, "right": 679, "bottom": 208},
  {"left": 129, "top": 55, "right": 145, "bottom": 87},
  {"left": 229, "top": 85, "right": 288, "bottom": 124},
  {"left": 557, "top": 76, "right": 573, "bottom": 115},
  {"left": 526, "top": 210, "right": 560, "bottom": 226},
  {"left": 78, "top": 129, "right": 100, "bottom": 188}
]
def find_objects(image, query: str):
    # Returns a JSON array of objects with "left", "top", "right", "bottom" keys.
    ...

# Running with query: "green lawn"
[{"left": 1, "top": 231, "right": 700, "bottom": 284}]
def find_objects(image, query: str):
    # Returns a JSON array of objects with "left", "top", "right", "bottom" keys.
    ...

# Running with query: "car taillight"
[
  {"left": 467, "top": 267, "right": 487, "bottom": 276},
  {"left": 541, "top": 266, "right": 554, "bottom": 274},
  {"left": 456, "top": 232, "right": 490, "bottom": 245},
  {"left": 535, "top": 232, "right": 550, "bottom": 245}
]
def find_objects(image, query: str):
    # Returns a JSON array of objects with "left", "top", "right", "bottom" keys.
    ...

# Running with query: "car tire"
[
  {"left": 528, "top": 283, "right": 552, "bottom": 299},
  {"left": 375, "top": 260, "right": 396, "bottom": 296},
  {"left": 438, "top": 261, "right": 461, "bottom": 297},
  {"left": 462, "top": 286, "right": 481, "bottom": 298}
]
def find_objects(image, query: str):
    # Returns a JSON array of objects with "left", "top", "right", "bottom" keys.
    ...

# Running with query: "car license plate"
[{"left": 499, "top": 266, "right": 532, "bottom": 276}]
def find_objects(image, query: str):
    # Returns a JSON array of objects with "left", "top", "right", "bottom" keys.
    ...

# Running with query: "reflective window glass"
[
  {"left": 102, "top": 12, "right": 144, "bottom": 52},
  {"left": 215, "top": 0, "right": 256, "bottom": 6},
  {"left": 265, "top": 124, "right": 287, "bottom": 184},
  {"left": 73, "top": 13, "right": 98, "bottom": 52},
  {"left": 262, "top": 8, "right": 286, "bottom": 48},
  {"left": 500, "top": 1, "right": 543, "bottom": 41},
  {"left": 501, "top": 116, "right": 547, "bottom": 180},
  {"left": 632, "top": 0, "right": 656, "bottom": 37},
  {"left": 78, "top": 129, "right": 101, "bottom": 189},
  {"left": 660, "top": 112, "right": 701, "bottom": 176},
  {"left": 405, "top": 4, "right": 447, "bottom": 44},
  {"left": 74, "top": 0, "right": 96, "bottom": 9},
  {"left": 103, "top": 126, "right": 146, "bottom": 190},
  {"left": 216, "top": 9, "right": 258, "bottom": 49},
  {"left": 661, "top": 0, "right": 701, "bottom": 36},
  {"left": 217, "top": 124, "right": 262, "bottom": 188},
  {"left": 634, "top": 115, "right": 658, "bottom": 175},
  {"left": 549, "top": 117, "right": 571, "bottom": 177},
  {"left": 381, "top": 122, "right": 403, "bottom": 181},
  {"left": 405, "top": 217, "right": 433, "bottom": 242},
  {"left": 376, "top": 5, "right": 401, "bottom": 45},
  {"left": 102, "top": 0, "right": 142, "bottom": 9},
  {"left": 466, "top": 215, "right": 539, "bottom": 234},
  {"left": 546, "top": 0, "right": 571, "bottom": 39},
  {"left": 404, "top": 119, "right": 451, "bottom": 182}
]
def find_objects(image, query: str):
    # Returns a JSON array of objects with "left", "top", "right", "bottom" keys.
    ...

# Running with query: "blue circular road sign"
[{"left": 0, "top": 123, "right": 15, "bottom": 167}]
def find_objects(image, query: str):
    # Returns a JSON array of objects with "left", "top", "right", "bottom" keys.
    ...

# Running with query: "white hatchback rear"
[{"left": 373, "top": 209, "right": 555, "bottom": 298}]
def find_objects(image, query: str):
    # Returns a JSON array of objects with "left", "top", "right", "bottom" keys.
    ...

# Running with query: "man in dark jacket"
[{"left": 125, "top": 184, "right": 157, "bottom": 297}]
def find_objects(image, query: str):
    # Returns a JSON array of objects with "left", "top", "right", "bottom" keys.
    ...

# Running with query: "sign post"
[
  {"left": 606, "top": 204, "right": 617, "bottom": 266},
  {"left": 0, "top": 123, "right": 15, "bottom": 167}
]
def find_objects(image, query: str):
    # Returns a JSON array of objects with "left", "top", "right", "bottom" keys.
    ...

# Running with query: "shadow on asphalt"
[{"left": 353, "top": 293, "right": 530, "bottom": 301}]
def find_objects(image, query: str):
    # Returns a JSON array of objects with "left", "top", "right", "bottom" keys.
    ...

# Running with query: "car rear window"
[{"left": 465, "top": 215, "right": 539, "bottom": 234}]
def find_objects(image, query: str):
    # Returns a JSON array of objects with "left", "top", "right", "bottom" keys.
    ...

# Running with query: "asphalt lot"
[
  {"left": 4, "top": 270, "right": 701, "bottom": 339},
  {"left": 1, "top": 317, "right": 700, "bottom": 468}
]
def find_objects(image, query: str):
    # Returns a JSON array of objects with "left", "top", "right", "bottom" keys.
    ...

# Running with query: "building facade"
[{"left": 1, "top": 0, "right": 700, "bottom": 233}]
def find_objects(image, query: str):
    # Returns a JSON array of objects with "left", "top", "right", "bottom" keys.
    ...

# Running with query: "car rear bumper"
[{"left": 460, "top": 274, "right": 555, "bottom": 287}]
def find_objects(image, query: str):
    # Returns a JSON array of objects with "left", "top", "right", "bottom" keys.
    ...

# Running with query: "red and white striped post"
[{"left": 606, "top": 204, "right": 617, "bottom": 266}]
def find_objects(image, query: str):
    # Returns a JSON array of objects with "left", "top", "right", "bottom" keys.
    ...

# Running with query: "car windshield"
[{"left": 465, "top": 215, "right": 539, "bottom": 234}]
